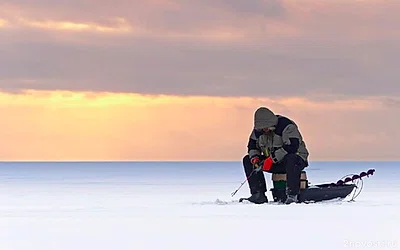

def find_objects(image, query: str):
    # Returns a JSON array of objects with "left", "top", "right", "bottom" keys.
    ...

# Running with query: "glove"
[
  {"left": 261, "top": 157, "right": 273, "bottom": 171},
  {"left": 250, "top": 155, "right": 260, "bottom": 165},
  {"left": 250, "top": 155, "right": 262, "bottom": 171}
]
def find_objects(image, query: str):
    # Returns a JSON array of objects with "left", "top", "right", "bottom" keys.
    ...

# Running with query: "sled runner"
[{"left": 270, "top": 169, "right": 375, "bottom": 203}]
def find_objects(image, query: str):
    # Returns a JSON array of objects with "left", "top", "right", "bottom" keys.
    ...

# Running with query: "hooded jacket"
[{"left": 247, "top": 107, "right": 309, "bottom": 164}]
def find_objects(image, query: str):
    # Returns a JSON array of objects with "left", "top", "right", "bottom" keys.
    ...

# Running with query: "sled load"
[{"left": 270, "top": 169, "right": 376, "bottom": 203}]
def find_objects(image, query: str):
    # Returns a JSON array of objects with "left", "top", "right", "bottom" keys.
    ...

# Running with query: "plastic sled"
[{"left": 270, "top": 169, "right": 375, "bottom": 203}]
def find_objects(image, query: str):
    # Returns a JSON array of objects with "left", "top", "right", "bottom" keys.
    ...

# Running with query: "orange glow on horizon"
[{"left": 0, "top": 90, "right": 397, "bottom": 161}]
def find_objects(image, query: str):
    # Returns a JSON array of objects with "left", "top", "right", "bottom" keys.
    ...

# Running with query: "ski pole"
[{"left": 231, "top": 164, "right": 262, "bottom": 197}]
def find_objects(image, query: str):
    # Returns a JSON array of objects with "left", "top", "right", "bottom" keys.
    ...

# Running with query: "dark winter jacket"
[{"left": 247, "top": 108, "right": 309, "bottom": 164}]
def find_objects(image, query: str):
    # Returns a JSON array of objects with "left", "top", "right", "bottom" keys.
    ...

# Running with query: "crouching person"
[{"left": 242, "top": 107, "right": 309, "bottom": 204}]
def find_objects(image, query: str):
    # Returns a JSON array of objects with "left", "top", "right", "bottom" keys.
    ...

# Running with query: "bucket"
[
  {"left": 271, "top": 171, "right": 308, "bottom": 190},
  {"left": 272, "top": 173, "right": 287, "bottom": 190},
  {"left": 271, "top": 171, "right": 308, "bottom": 202},
  {"left": 300, "top": 171, "right": 308, "bottom": 189}
]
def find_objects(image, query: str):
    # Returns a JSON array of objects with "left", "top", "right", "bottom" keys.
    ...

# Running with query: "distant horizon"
[{"left": 1, "top": 160, "right": 399, "bottom": 163}]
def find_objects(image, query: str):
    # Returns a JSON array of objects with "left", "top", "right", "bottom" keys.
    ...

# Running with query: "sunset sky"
[{"left": 1, "top": 0, "right": 399, "bottom": 161}]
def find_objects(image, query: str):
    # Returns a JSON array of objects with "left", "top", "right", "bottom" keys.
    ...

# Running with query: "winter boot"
[
  {"left": 284, "top": 188, "right": 298, "bottom": 204},
  {"left": 241, "top": 191, "right": 268, "bottom": 204},
  {"left": 284, "top": 194, "right": 298, "bottom": 204}
]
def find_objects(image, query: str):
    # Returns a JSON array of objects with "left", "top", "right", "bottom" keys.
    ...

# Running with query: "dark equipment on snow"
[{"left": 232, "top": 168, "right": 375, "bottom": 204}]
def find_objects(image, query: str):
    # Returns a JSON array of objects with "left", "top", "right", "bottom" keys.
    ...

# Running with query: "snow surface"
[{"left": 0, "top": 161, "right": 399, "bottom": 250}]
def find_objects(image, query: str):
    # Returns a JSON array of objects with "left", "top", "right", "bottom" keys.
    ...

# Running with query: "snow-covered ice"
[{"left": 0, "top": 161, "right": 399, "bottom": 250}]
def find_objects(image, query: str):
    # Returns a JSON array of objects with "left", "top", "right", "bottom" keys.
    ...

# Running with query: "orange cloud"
[
  {"left": 0, "top": 16, "right": 251, "bottom": 43},
  {"left": 18, "top": 17, "right": 132, "bottom": 33},
  {"left": 0, "top": 1, "right": 298, "bottom": 43},
  {"left": 0, "top": 18, "right": 7, "bottom": 28},
  {"left": 0, "top": 90, "right": 398, "bottom": 161},
  {"left": 0, "top": 16, "right": 132, "bottom": 34}
]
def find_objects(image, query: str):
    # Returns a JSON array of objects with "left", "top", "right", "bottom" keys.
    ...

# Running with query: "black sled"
[{"left": 270, "top": 169, "right": 375, "bottom": 203}]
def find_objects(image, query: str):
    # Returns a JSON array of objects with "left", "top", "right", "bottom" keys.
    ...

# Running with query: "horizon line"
[{"left": 0, "top": 160, "right": 398, "bottom": 163}]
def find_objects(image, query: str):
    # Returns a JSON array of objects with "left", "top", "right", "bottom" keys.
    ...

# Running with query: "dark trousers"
[{"left": 243, "top": 153, "right": 307, "bottom": 195}]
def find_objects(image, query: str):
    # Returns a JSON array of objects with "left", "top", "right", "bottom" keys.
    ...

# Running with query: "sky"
[{"left": 1, "top": 0, "right": 399, "bottom": 161}]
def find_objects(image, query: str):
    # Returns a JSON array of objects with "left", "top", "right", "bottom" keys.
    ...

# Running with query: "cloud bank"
[{"left": 0, "top": 0, "right": 399, "bottom": 98}]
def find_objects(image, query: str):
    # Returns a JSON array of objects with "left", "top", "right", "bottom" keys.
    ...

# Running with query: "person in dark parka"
[{"left": 243, "top": 107, "right": 309, "bottom": 204}]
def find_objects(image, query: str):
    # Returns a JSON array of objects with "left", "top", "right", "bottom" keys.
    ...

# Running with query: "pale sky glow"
[
  {"left": 17, "top": 17, "right": 132, "bottom": 33},
  {"left": 0, "top": 0, "right": 399, "bottom": 161},
  {"left": 0, "top": 18, "right": 6, "bottom": 27}
]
